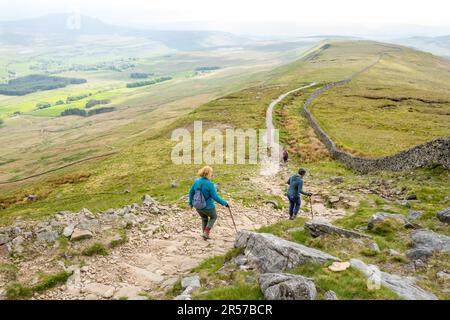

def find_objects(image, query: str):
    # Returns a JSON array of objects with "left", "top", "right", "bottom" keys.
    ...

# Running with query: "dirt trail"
[
  {"left": 261, "top": 83, "right": 317, "bottom": 176},
  {"left": 37, "top": 204, "right": 284, "bottom": 300}
]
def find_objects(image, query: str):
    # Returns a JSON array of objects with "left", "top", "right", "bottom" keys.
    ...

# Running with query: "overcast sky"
[{"left": 1, "top": 0, "right": 450, "bottom": 36}]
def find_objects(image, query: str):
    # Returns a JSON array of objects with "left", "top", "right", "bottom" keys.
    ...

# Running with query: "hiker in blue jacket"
[
  {"left": 286, "top": 168, "right": 312, "bottom": 220},
  {"left": 189, "top": 166, "right": 229, "bottom": 240}
]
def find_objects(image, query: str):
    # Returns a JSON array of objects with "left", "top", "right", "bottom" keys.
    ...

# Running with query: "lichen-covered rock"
[
  {"left": 367, "top": 242, "right": 380, "bottom": 252},
  {"left": 409, "top": 229, "right": 450, "bottom": 254},
  {"left": 330, "top": 176, "right": 344, "bottom": 184},
  {"left": 77, "top": 219, "right": 100, "bottom": 231},
  {"left": 367, "top": 212, "right": 418, "bottom": 230},
  {"left": 63, "top": 224, "right": 76, "bottom": 237},
  {"left": 407, "top": 211, "right": 423, "bottom": 220},
  {"left": 235, "top": 230, "right": 339, "bottom": 273},
  {"left": 0, "top": 233, "right": 10, "bottom": 245},
  {"left": 436, "top": 271, "right": 450, "bottom": 280},
  {"left": 324, "top": 290, "right": 338, "bottom": 300},
  {"left": 305, "top": 220, "right": 369, "bottom": 239},
  {"left": 142, "top": 195, "right": 157, "bottom": 206},
  {"left": 259, "top": 273, "right": 316, "bottom": 300},
  {"left": 7, "top": 236, "right": 25, "bottom": 254},
  {"left": 406, "top": 248, "right": 433, "bottom": 261},
  {"left": 79, "top": 208, "right": 94, "bottom": 218},
  {"left": 181, "top": 275, "right": 200, "bottom": 290},
  {"left": 36, "top": 227, "right": 59, "bottom": 243}
]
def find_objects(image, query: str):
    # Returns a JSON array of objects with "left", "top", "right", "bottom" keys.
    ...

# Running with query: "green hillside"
[
  {"left": 1, "top": 40, "right": 448, "bottom": 225},
  {"left": 0, "top": 39, "right": 449, "bottom": 301}
]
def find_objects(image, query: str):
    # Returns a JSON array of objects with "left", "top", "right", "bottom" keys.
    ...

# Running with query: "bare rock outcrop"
[
  {"left": 350, "top": 258, "right": 437, "bottom": 300},
  {"left": 305, "top": 219, "right": 369, "bottom": 239},
  {"left": 234, "top": 230, "right": 339, "bottom": 273},
  {"left": 437, "top": 207, "right": 450, "bottom": 224},
  {"left": 259, "top": 273, "right": 316, "bottom": 300},
  {"left": 406, "top": 229, "right": 450, "bottom": 261}
]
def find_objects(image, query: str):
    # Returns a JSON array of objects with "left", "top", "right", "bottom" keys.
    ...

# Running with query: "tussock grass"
[
  {"left": 0, "top": 263, "right": 18, "bottom": 281},
  {"left": 81, "top": 242, "right": 109, "bottom": 257},
  {"left": 5, "top": 271, "right": 72, "bottom": 300},
  {"left": 194, "top": 283, "right": 263, "bottom": 300},
  {"left": 289, "top": 263, "right": 398, "bottom": 299}
]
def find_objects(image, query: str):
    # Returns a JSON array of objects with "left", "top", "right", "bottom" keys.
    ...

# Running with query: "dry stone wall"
[{"left": 302, "top": 80, "right": 450, "bottom": 173}]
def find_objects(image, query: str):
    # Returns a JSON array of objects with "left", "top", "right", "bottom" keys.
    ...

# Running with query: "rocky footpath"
[
  {"left": 0, "top": 195, "right": 167, "bottom": 257},
  {"left": 0, "top": 196, "right": 285, "bottom": 300}
]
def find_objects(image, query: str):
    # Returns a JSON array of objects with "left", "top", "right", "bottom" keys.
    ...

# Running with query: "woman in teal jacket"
[{"left": 189, "top": 166, "right": 229, "bottom": 240}]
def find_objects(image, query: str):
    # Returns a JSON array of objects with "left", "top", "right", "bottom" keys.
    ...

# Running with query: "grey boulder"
[
  {"left": 330, "top": 176, "right": 344, "bottom": 184},
  {"left": 436, "top": 207, "right": 450, "bottom": 224},
  {"left": 368, "top": 242, "right": 380, "bottom": 252},
  {"left": 367, "top": 212, "right": 417, "bottom": 230},
  {"left": 77, "top": 219, "right": 100, "bottom": 231},
  {"left": 259, "top": 273, "right": 316, "bottom": 300},
  {"left": 406, "top": 229, "right": 450, "bottom": 261},
  {"left": 36, "top": 227, "right": 59, "bottom": 243},
  {"left": 324, "top": 290, "right": 338, "bottom": 300},
  {"left": 235, "top": 230, "right": 339, "bottom": 273},
  {"left": 406, "top": 248, "right": 433, "bottom": 261},
  {"left": 410, "top": 229, "right": 450, "bottom": 254},
  {"left": 407, "top": 211, "right": 423, "bottom": 221},
  {"left": 181, "top": 275, "right": 201, "bottom": 290},
  {"left": 350, "top": 259, "right": 437, "bottom": 300},
  {"left": 0, "top": 233, "right": 10, "bottom": 245},
  {"left": 305, "top": 220, "right": 369, "bottom": 239},
  {"left": 70, "top": 229, "right": 93, "bottom": 241},
  {"left": 63, "top": 224, "right": 76, "bottom": 237},
  {"left": 436, "top": 271, "right": 450, "bottom": 280}
]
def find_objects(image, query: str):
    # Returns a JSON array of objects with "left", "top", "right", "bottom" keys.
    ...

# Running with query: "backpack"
[{"left": 192, "top": 180, "right": 208, "bottom": 209}]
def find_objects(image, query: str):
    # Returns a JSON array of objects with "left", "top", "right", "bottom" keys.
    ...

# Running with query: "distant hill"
[
  {"left": 393, "top": 35, "right": 450, "bottom": 59},
  {"left": 0, "top": 14, "right": 248, "bottom": 50}
]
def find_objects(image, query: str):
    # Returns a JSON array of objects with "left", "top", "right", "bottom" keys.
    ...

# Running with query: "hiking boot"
[
  {"left": 289, "top": 216, "right": 294, "bottom": 220},
  {"left": 202, "top": 228, "right": 211, "bottom": 240}
]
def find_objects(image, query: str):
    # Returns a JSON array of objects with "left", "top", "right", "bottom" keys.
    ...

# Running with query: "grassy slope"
[
  {"left": 310, "top": 43, "right": 450, "bottom": 157},
  {"left": 2, "top": 41, "right": 448, "bottom": 221},
  {"left": 0, "top": 46, "right": 299, "bottom": 183},
  {"left": 1, "top": 40, "right": 449, "bottom": 300}
]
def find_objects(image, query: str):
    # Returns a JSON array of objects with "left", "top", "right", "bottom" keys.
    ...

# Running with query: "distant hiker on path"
[
  {"left": 282, "top": 150, "right": 289, "bottom": 163},
  {"left": 286, "top": 168, "right": 312, "bottom": 220},
  {"left": 189, "top": 166, "right": 230, "bottom": 240}
]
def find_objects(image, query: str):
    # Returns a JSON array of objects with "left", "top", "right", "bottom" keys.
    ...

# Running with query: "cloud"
[{"left": 0, "top": 0, "right": 449, "bottom": 34}]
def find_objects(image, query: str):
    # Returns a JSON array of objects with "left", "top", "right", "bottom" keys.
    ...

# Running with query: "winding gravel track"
[{"left": 261, "top": 82, "right": 316, "bottom": 176}]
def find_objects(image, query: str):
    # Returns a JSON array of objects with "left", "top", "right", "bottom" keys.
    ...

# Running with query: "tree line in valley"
[
  {"left": 60, "top": 107, "right": 115, "bottom": 117},
  {"left": 126, "top": 76, "right": 172, "bottom": 88},
  {"left": 0, "top": 75, "right": 86, "bottom": 96}
]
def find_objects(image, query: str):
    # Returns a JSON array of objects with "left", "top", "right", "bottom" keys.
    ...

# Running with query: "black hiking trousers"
[
  {"left": 196, "top": 207, "right": 217, "bottom": 230},
  {"left": 287, "top": 195, "right": 301, "bottom": 217}
]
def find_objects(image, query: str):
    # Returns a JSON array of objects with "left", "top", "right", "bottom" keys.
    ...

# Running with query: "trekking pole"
[
  {"left": 309, "top": 196, "right": 314, "bottom": 220},
  {"left": 227, "top": 206, "right": 238, "bottom": 233}
]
